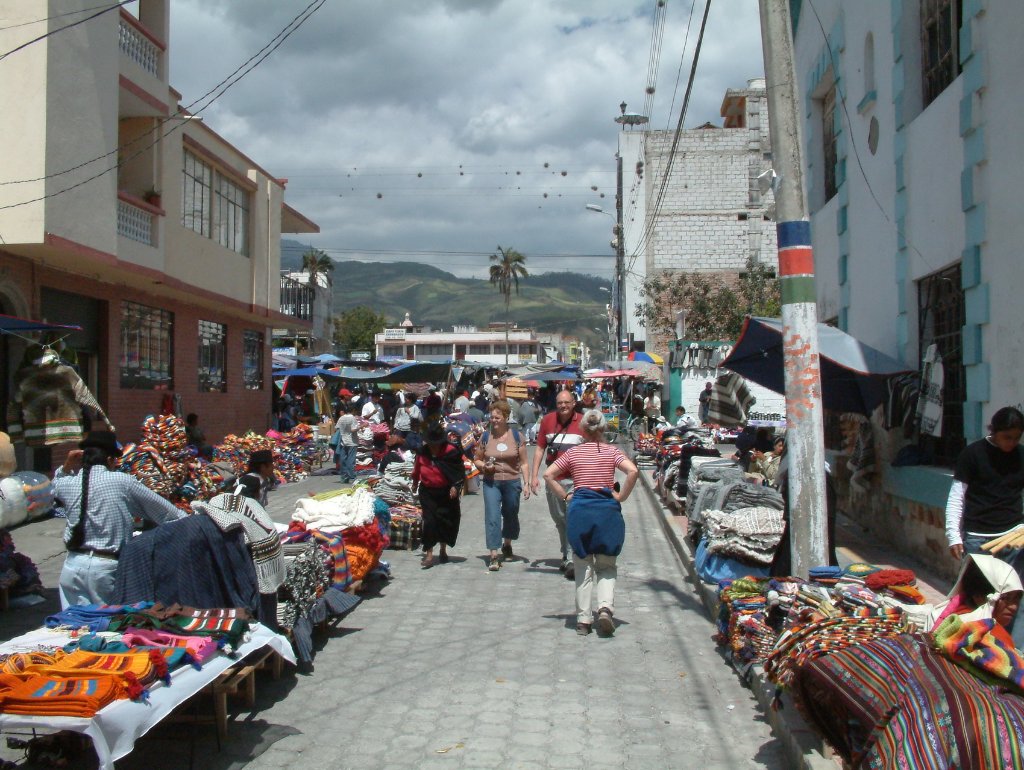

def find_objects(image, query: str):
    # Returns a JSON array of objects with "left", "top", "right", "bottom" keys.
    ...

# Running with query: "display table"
[{"left": 0, "top": 623, "right": 295, "bottom": 770}]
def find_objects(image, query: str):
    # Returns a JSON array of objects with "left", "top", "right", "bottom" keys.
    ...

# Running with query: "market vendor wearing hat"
[
  {"left": 411, "top": 422, "right": 466, "bottom": 569},
  {"left": 235, "top": 449, "right": 275, "bottom": 506},
  {"left": 52, "top": 430, "right": 185, "bottom": 608}
]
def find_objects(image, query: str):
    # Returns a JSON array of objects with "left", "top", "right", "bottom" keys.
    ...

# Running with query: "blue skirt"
[{"left": 567, "top": 487, "right": 625, "bottom": 557}]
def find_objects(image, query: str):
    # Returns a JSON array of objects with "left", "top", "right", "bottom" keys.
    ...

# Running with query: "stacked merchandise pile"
[
  {"left": 118, "top": 415, "right": 218, "bottom": 511},
  {"left": 656, "top": 431, "right": 721, "bottom": 508},
  {"left": 0, "top": 602, "right": 261, "bottom": 718},
  {"left": 372, "top": 457, "right": 425, "bottom": 550},
  {"left": 269, "top": 423, "right": 319, "bottom": 482},
  {"left": 684, "top": 459, "right": 746, "bottom": 528},
  {"left": 353, "top": 426, "right": 377, "bottom": 475}
]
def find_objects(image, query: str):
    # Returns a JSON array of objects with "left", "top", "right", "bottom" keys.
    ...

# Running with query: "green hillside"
[{"left": 281, "top": 243, "right": 611, "bottom": 349}]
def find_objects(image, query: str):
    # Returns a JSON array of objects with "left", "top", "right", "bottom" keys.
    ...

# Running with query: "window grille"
[
  {"left": 917, "top": 263, "right": 965, "bottom": 465},
  {"left": 120, "top": 301, "right": 173, "bottom": 389},
  {"left": 921, "top": 0, "right": 962, "bottom": 108},
  {"left": 182, "top": 150, "right": 250, "bottom": 255},
  {"left": 198, "top": 320, "right": 228, "bottom": 393},
  {"left": 243, "top": 330, "right": 264, "bottom": 390}
]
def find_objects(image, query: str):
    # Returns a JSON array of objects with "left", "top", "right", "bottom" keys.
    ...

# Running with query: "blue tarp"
[
  {"left": 0, "top": 313, "right": 82, "bottom": 334},
  {"left": 272, "top": 367, "right": 344, "bottom": 378}
]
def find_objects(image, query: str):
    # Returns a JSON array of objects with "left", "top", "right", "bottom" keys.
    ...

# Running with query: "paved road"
[{"left": 3, "top": 453, "right": 785, "bottom": 769}]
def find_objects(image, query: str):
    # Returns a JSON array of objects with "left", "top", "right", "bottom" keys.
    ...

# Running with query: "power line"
[
  {"left": 0, "top": 0, "right": 325, "bottom": 210},
  {"left": 626, "top": 0, "right": 713, "bottom": 275},
  {"left": 0, "top": 0, "right": 134, "bottom": 63},
  {"left": 0, "top": 2, "right": 128, "bottom": 32}
]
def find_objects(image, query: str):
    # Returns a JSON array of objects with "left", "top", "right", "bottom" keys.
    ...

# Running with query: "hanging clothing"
[
  {"left": 917, "top": 344, "right": 944, "bottom": 438},
  {"left": 6, "top": 361, "right": 112, "bottom": 446},
  {"left": 706, "top": 372, "right": 756, "bottom": 426}
]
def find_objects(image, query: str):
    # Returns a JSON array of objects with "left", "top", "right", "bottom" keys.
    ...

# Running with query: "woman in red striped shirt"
[{"left": 543, "top": 409, "right": 638, "bottom": 636}]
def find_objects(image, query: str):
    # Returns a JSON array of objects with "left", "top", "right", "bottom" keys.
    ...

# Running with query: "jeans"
[
  {"left": 574, "top": 552, "right": 617, "bottom": 623},
  {"left": 962, "top": 533, "right": 1024, "bottom": 648},
  {"left": 545, "top": 478, "right": 573, "bottom": 561},
  {"left": 59, "top": 552, "right": 118, "bottom": 609},
  {"left": 482, "top": 478, "right": 522, "bottom": 550},
  {"left": 337, "top": 444, "right": 356, "bottom": 482}
]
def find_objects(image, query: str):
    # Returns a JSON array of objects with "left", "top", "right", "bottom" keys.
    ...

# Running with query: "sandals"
[
  {"left": 576, "top": 622, "right": 592, "bottom": 636},
  {"left": 421, "top": 553, "right": 434, "bottom": 569}
]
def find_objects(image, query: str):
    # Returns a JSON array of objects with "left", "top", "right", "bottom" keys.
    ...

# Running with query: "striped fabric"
[
  {"left": 706, "top": 372, "right": 755, "bottom": 427},
  {"left": 0, "top": 673, "right": 123, "bottom": 717},
  {"left": 791, "top": 633, "right": 1024, "bottom": 769},
  {"left": 552, "top": 442, "right": 626, "bottom": 490}
]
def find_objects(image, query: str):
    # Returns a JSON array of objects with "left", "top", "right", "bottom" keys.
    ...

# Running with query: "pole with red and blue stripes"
[{"left": 760, "top": 0, "right": 828, "bottom": 577}]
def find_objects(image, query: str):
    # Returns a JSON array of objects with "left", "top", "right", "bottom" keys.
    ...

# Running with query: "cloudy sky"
[{"left": 168, "top": 0, "right": 765, "bottom": 278}]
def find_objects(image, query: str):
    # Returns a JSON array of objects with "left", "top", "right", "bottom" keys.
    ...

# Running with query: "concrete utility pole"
[
  {"left": 758, "top": 0, "right": 829, "bottom": 576},
  {"left": 615, "top": 152, "right": 625, "bottom": 358}
]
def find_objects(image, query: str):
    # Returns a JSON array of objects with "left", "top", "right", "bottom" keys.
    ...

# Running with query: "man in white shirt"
[
  {"left": 643, "top": 389, "right": 662, "bottom": 433},
  {"left": 361, "top": 392, "right": 384, "bottom": 424},
  {"left": 454, "top": 390, "right": 471, "bottom": 413}
]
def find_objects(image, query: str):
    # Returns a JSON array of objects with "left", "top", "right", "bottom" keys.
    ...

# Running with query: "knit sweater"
[{"left": 6, "top": 363, "right": 112, "bottom": 446}]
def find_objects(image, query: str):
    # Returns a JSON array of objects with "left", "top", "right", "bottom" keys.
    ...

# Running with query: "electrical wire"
[
  {"left": 0, "top": 0, "right": 326, "bottom": 210},
  {"left": 626, "top": 0, "right": 713, "bottom": 275},
  {"left": 0, "top": 0, "right": 134, "bottom": 62},
  {"left": 0, "top": 2, "right": 129, "bottom": 32}
]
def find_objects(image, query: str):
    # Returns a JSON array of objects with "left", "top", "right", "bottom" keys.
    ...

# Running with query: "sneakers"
[
  {"left": 488, "top": 556, "right": 501, "bottom": 571},
  {"left": 559, "top": 558, "right": 571, "bottom": 573},
  {"left": 501, "top": 543, "right": 514, "bottom": 560},
  {"left": 576, "top": 622, "right": 592, "bottom": 636},
  {"left": 595, "top": 608, "right": 615, "bottom": 637}
]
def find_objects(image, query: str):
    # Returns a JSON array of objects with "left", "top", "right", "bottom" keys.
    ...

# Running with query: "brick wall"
[{"left": 1, "top": 252, "right": 273, "bottom": 462}]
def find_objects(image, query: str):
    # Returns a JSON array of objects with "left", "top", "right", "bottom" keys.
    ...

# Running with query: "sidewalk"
[{"left": 635, "top": 462, "right": 952, "bottom": 770}]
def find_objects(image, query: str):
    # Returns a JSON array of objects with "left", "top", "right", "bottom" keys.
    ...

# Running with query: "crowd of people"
[{"left": 321, "top": 381, "right": 639, "bottom": 636}]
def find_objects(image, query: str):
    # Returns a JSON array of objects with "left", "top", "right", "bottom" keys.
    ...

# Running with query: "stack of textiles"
[
  {"left": 212, "top": 432, "right": 274, "bottom": 479},
  {"left": 0, "top": 603, "right": 257, "bottom": 718},
  {"left": 290, "top": 487, "right": 377, "bottom": 531},
  {"left": 268, "top": 423, "right": 318, "bottom": 482},
  {"left": 373, "top": 459, "right": 416, "bottom": 506},
  {"left": 388, "top": 505, "right": 423, "bottom": 551},
  {"left": 276, "top": 542, "right": 329, "bottom": 631},
  {"left": 354, "top": 426, "right": 377, "bottom": 474},
  {"left": 715, "top": 577, "right": 774, "bottom": 667},
  {"left": 684, "top": 460, "right": 745, "bottom": 527},
  {"left": 340, "top": 520, "right": 390, "bottom": 581},
  {"left": 119, "top": 414, "right": 218, "bottom": 510},
  {"left": 703, "top": 507, "right": 785, "bottom": 565},
  {"left": 764, "top": 615, "right": 911, "bottom": 688},
  {"left": 863, "top": 567, "right": 926, "bottom": 605},
  {"left": 789, "top": 633, "right": 1024, "bottom": 769}
]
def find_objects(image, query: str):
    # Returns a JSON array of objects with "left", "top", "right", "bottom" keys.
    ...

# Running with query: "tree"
[
  {"left": 301, "top": 248, "right": 334, "bottom": 289},
  {"left": 634, "top": 257, "right": 780, "bottom": 341},
  {"left": 333, "top": 306, "right": 387, "bottom": 354},
  {"left": 489, "top": 245, "right": 529, "bottom": 367}
]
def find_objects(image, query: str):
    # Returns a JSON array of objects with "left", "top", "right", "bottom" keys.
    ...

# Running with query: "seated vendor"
[
  {"left": 234, "top": 449, "right": 275, "bottom": 506},
  {"left": 930, "top": 553, "right": 1024, "bottom": 640}
]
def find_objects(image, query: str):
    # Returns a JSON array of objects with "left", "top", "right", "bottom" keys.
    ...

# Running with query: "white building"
[
  {"left": 791, "top": 0, "right": 1024, "bottom": 575},
  {"left": 619, "top": 79, "right": 777, "bottom": 353},
  {"left": 276, "top": 270, "right": 334, "bottom": 354},
  {"left": 374, "top": 317, "right": 542, "bottom": 365}
]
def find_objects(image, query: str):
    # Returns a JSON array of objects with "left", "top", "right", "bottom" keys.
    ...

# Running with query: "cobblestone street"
[{"left": 228, "top": 456, "right": 783, "bottom": 769}]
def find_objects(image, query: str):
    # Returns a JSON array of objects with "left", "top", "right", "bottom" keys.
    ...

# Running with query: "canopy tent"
[
  {"left": 272, "top": 367, "right": 344, "bottom": 378},
  {"left": 721, "top": 316, "right": 913, "bottom": 414},
  {"left": 341, "top": 361, "right": 453, "bottom": 385},
  {"left": 588, "top": 369, "right": 638, "bottom": 378},
  {"left": 628, "top": 350, "right": 664, "bottom": 365},
  {"left": 520, "top": 369, "right": 580, "bottom": 382},
  {"left": 0, "top": 314, "right": 82, "bottom": 335}
]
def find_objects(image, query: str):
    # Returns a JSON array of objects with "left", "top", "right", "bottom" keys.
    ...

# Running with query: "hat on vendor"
[
  {"left": 248, "top": 449, "right": 274, "bottom": 467},
  {"left": 423, "top": 423, "right": 447, "bottom": 445},
  {"left": 79, "top": 430, "right": 120, "bottom": 458},
  {"left": 929, "top": 553, "right": 1024, "bottom": 631}
]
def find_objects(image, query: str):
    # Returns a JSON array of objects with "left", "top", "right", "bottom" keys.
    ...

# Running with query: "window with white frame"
[
  {"left": 468, "top": 344, "right": 491, "bottom": 355},
  {"left": 182, "top": 149, "right": 250, "bottom": 256},
  {"left": 242, "top": 330, "right": 264, "bottom": 390},
  {"left": 416, "top": 344, "right": 451, "bottom": 356},
  {"left": 921, "top": 0, "right": 962, "bottom": 109},
  {"left": 198, "top": 320, "right": 227, "bottom": 392}
]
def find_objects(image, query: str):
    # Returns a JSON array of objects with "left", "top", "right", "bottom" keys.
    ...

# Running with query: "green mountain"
[{"left": 281, "top": 242, "right": 611, "bottom": 349}]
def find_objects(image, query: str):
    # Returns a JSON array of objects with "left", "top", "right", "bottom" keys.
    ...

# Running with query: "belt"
[{"left": 69, "top": 548, "right": 120, "bottom": 560}]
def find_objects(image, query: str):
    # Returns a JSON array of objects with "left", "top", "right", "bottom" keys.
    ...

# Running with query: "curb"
[{"left": 635, "top": 466, "right": 839, "bottom": 770}]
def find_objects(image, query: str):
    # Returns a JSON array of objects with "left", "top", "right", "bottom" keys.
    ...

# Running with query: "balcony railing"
[
  {"left": 118, "top": 14, "right": 162, "bottom": 76},
  {"left": 117, "top": 194, "right": 160, "bottom": 246}
]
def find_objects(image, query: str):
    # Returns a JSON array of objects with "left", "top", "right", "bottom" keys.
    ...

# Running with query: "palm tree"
[
  {"left": 489, "top": 245, "right": 529, "bottom": 367},
  {"left": 301, "top": 248, "right": 334, "bottom": 290}
]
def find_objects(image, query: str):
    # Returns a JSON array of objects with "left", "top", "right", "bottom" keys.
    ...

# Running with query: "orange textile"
[
  {"left": 0, "top": 673, "right": 124, "bottom": 717},
  {"left": 344, "top": 543, "right": 380, "bottom": 581}
]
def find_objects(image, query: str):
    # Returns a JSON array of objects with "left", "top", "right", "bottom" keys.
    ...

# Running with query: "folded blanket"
[
  {"left": 933, "top": 614, "right": 1024, "bottom": 689},
  {"left": 290, "top": 488, "right": 377, "bottom": 531}
]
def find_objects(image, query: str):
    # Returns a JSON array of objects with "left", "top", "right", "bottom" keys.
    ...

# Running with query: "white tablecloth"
[{"left": 0, "top": 623, "right": 295, "bottom": 770}]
